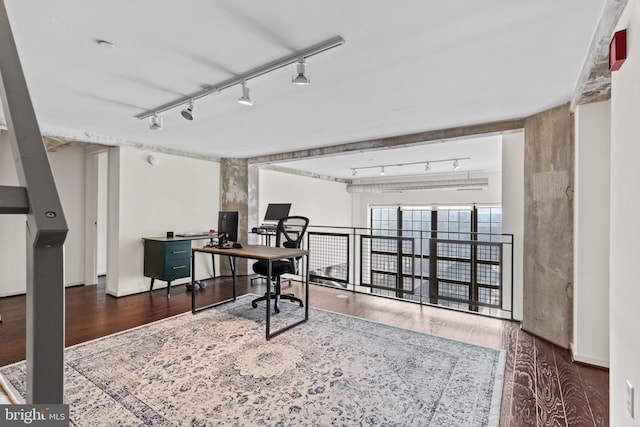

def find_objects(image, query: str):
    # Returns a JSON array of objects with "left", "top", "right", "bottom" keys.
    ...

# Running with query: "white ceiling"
[{"left": 2, "top": 1, "right": 605, "bottom": 178}]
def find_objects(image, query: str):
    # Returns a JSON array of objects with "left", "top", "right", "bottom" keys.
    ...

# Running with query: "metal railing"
[{"left": 306, "top": 225, "right": 514, "bottom": 320}]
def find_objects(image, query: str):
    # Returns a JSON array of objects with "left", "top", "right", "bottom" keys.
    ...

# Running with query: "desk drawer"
[
  {"left": 144, "top": 239, "right": 191, "bottom": 281},
  {"left": 164, "top": 256, "right": 190, "bottom": 281},
  {"left": 164, "top": 241, "right": 191, "bottom": 260}
]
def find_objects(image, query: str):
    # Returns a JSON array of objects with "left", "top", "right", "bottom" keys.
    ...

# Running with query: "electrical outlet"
[{"left": 628, "top": 380, "right": 635, "bottom": 418}]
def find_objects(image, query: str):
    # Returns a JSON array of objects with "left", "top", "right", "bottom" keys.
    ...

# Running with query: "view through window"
[{"left": 368, "top": 205, "right": 503, "bottom": 310}]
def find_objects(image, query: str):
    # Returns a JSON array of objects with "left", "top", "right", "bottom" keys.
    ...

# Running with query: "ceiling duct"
[{"left": 346, "top": 177, "right": 489, "bottom": 193}]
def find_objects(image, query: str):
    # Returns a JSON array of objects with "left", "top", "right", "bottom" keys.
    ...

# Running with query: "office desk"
[
  {"left": 191, "top": 244, "right": 310, "bottom": 340},
  {"left": 143, "top": 234, "right": 217, "bottom": 297}
]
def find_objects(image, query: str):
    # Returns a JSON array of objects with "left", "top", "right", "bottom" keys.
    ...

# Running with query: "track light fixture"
[
  {"left": 238, "top": 81, "right": 253, "bottom": 106},
  {"left": 149, "top": 113, "right": 163, "bottom": 130},
  {"left": 292, "top": 59, "right": 310, "bottom": 85},
  {"left": 181, "top": 100, "right": 195, "bottom": 120},
  {"left": 350, "top": 157, "right": 471, "bottom": 177},
  {"left": 135, "top": 36, "right": 345, "bottom": 128}
]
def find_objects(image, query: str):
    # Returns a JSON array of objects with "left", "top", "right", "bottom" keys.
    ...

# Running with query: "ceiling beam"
[
  {"left": 262, "top": 164, "right": 350, "bottom": 183},
  {"left": 248, "top": 117, "right": 525, "bottom": 165},
  {"left": 570, "top": 0, "right": 629, "bottom": 110}
]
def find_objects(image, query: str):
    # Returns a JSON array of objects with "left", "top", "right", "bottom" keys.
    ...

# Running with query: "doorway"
[{"left": 85, "top": 148, "right": 108, "bottom": 286}]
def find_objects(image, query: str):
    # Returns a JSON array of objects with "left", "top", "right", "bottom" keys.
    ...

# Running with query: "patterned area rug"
[{"left": 0, "top": 295, "right": 505, "bottom": 426}]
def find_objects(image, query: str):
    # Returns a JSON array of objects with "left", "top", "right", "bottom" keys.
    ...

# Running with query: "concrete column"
[
  {"left": 220, "top": 158, "right": 249, "bottom": 275},
  {"left": 247, "top": 164, "right": 260, "bottom": 245},
  {"left": 523, "top": 103, "right": 574, "bottom": 348}
]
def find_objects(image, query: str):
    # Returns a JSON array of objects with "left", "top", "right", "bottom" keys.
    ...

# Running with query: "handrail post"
[{"left": 0, "top": 1, "right": 68, "bottom": 403}]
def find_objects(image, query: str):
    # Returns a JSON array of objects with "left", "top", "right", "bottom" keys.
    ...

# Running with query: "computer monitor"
[
  {"left": 263, "top": 203, "right": 291, "bottom": 223},
  {"left": 218, "top": 211, "right": 239, "bottom": 243}
]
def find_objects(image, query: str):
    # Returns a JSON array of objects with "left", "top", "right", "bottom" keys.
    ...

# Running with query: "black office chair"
[{"left": 251, "top": 216, "right": 309, "bottom": 313}]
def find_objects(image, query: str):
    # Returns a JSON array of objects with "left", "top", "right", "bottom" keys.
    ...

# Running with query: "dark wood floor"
[{"left": 0, "top": 277, "right": 608, "bottom": 426}]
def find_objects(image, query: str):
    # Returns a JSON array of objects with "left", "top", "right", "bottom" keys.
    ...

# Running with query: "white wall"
[
  {"left": 502, "top": 131, "right": 524, "bottom": 321},
  {"left": 0, "top": 131, "right": 27, "bottom": 296},
  {"left": 111, "top": 148, "right": 220, "bottom": 296},
  {"left": 48, "top": 145, "right": 87, "bottom": 286},
  {"left": 259, "top": 169, "right": 352, "bottom": 227},
  {"left": 610, "top": 2, "right": 640, "bottom": 424},
  {"left": 0, "top": 133, "right": 86, "bottom": 295},
  {"left": 97, "top": 151, "right": 108, "bottom": 275},
  {"left": 573, "top": 101, "right": 610, "bottom": 368}
]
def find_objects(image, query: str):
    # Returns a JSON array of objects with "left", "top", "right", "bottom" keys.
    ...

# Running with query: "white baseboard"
[
  {"left": 0, "top": 289, "right": 25, "bottom": 298},
  {"left": 570, "top": 344, "right": 609, "bottom": 368}
]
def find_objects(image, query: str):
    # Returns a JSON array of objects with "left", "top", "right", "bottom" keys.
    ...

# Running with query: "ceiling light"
[
  {"left": 149, "top": 114, "right": 163, "bottom": 130},
  {"left": 292, "top": 59, "right": 310, "bottom": 85},
  {"left": 181, "top": 100, "right": 195, "bottom": 120},
  {"left": 380, "top": 166, "right": 385, "bottom": 176},
  {"left": 238, "top": 81, "right": 253, "bottom": 106},
  {"left": 425, "top": 162, "right": 431, "bottom": 171},
  {"left": 453, "top": 159, "right": 459, "bottom": 170}
]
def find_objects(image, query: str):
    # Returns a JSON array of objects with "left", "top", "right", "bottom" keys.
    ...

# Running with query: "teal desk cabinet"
[{"left": 143, "top": 238, "right": 191, "bottom": 297}]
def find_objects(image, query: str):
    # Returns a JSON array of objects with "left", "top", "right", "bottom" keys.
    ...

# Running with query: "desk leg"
[
  {"left": 149, "top": 278, "right": 155, "bottom": 292},
  {"left": 265, "top": 253, "right": 309, "bottom": 340},
  {"left": 305, "top": 253, "right": 310, "bottom": 320},
  {"left": 231, "top": 256, "right": 237, "bottom": 301},
  {"left": 167, "top": 281, "right": 171, "bottom": 298},
  {"left": 192, "top": 250, "right": 236, "bottom": 314},
  {"left": 266, "top": 260, "right": 272, "bottom": 340},
  {"left": 211, "top": 254, "right": 216, "bottom": 278},
  {"left": 191, "top": 250, "right": 196, "bottom": 313}
]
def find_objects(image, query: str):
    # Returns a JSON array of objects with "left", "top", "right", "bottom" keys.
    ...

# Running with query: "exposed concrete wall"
[
  {"left": 220, "top": 158, "right": 249, "bottom": 275},
  {"left": 523, "top": 103, "right": 574, "bottom": 348},
  {"left": 247, "top": 164, "right": 260, "bottom": 245}
]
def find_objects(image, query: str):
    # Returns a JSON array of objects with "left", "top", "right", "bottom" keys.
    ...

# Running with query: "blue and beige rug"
[{"left": 0, "top": 295, "right": 505, "bottom": 426}]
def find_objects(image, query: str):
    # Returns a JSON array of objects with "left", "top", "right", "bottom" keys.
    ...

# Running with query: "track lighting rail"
[
  {"left": 351, "top": 157, "right": 472, "bottom": 175},
  {"left": 135, "top": 35, "right": 345, "bottom": 121}
]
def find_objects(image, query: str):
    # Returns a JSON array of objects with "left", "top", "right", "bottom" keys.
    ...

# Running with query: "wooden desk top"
[
  {"left": 193, "top": 244, "right": 308, "bottom": 261},
  {"left": 143, "top": 234, "right": 216, "bottom": 242}
]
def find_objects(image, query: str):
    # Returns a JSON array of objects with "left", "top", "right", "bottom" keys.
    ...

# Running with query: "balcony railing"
[{"left": 305, "top": 225, "right": 514, "bottom": 320}]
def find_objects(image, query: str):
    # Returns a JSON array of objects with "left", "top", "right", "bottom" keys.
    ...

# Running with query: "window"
[{"left": 368, "top": 204, "right": 503, "bottom": 310}]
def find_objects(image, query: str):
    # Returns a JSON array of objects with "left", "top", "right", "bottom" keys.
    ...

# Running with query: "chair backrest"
[
  {"left": 275, "top": 216, "right": 309, "bottom": 275},
  {"left": 275, "top": 216, "right": 309, "bottom": 249}
]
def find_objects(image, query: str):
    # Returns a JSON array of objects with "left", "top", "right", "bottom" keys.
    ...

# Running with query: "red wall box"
[{"left": 609, "top": 29, "right": 627, "bottom": 72}]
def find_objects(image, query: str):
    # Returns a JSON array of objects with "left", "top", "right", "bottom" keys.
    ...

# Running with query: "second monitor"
[
  {"left": 218, "top": 211, "right": 239, "bottom": 243},
  {"left": 263, "top": 203, "right": 291, "bottom": 223}
]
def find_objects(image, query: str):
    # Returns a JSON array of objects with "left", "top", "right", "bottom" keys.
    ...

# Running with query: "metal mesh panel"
[
  {"left": 437, "top": 259, "right": 471, "bottom": 282},
  {"left": 308, "top": 232, "right": 349, "bottom": 283},
  {"left": 477, "top": 244, "right": 501, "bottom": 262},
  {"left": 476, "top": 263, "right": 500, "bottom": 286},
  {"left": 478, "top": 286, "right": 501, "bottom": 306},
  {"left": 361, "top": 237, "right": 372, "bottom": 285},
  {"left": 437, "top": 282, "right": 470, "bottom": 301},
  {"left": 361, "top": 235, "right": 414, "bottom": 294},
  {"left": 437, "top": 241, "right": 471, "bottom": 259}
]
